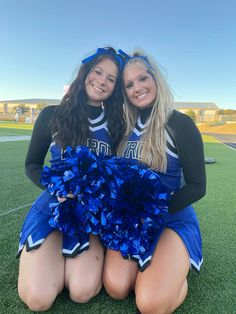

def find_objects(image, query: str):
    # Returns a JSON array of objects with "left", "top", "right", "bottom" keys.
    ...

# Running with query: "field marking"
[
  {"left": 0, "top": 203, "right": 32, "bottom": 218},
  {"left": 0, "top": 135, "right": 31, "bottom": 142},
  {"left": 213, "top": 136, "right": 236, "bottom": 151},
  {"left": 202, "top": 133, "right": 236, "bottom": 150},
  {"left": 0, "top": 132, "right": 30, "bottom": 136}
]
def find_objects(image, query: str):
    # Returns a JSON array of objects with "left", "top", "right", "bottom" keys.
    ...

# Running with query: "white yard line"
[
  {"left": 0, "top": 203, "right": 32, "bottom": 218},
  {"left": 0, "top": 135, "right": 31, "bottom": 142}
]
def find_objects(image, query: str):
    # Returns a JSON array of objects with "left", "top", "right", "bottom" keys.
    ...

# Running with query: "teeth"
[
  {"left": 93, "top": 85, "right": 104, "bottom": 93},
  {"left": 137, "top": 93, "right": 147, "bottom": 100}
]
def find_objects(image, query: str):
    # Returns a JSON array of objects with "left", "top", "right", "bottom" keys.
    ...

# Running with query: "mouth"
[
  {"left": 91, "top": 83, "right": 106, "bottom": 93},
  {"left": 136, "top": 92, "right": 148, "bottom": 100}
]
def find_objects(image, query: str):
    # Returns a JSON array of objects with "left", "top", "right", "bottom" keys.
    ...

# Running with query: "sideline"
[
  {"left": 0, "top": 135, "right": 31, "bottom": 142},
  {"left": 202, "top": 133, "right": 236, "bottom": 150},
  {"left": 213, "top": 135, "right": 236, "bottom": 150},
  {"left": 0, "top": 203, "right": 32, "bottom": 218}
]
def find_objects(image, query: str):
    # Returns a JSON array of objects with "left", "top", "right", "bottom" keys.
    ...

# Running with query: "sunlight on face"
[
  {"left": 124, "top": 62, "right": 157, "bottom": 109},
  {"left": 85, "top": 58, "right": 118, "bottom": 106}
]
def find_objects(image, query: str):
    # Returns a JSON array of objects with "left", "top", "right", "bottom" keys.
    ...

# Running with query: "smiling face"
[
  {"left": 85, "top": 58, "right": 118, "bottom": 106},
  {"left": 123, "top": 62, "right": 157, "bottom": 109}
]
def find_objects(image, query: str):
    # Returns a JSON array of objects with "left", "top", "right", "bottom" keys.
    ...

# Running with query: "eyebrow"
[
  {"left": 94, "top": 66, "right": 116, "bottom": 79},
  {"left": 124, "top": 72, "right": 148, "bottom": 84}
]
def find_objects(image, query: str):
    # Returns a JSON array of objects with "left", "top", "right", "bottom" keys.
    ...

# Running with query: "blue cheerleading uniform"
[
  {"left": 18, "top": 105, "right": 112, "bottom": 258},
  {"left": 121, "top": 109, "right": 206, "bottom": 273}
]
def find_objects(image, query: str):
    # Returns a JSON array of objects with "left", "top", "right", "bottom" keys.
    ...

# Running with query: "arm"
[
  {"left": 168, "top": 111, "right": 206, "bottom": 213},
  {"left": 25, "top": 106, "right": 56, "bottom": 189}
]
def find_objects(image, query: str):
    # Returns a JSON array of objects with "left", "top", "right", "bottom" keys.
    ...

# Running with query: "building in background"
[
  {"left": 0, "top": 99, "right": 60, "bottom": 122},
  {"left": 0, "top": 99, "right": 231, "bottom": 124},
  {"left": 174, "top": 102, "right": 219, "bottom": 123},
  {"left": 0, "top": 99, "right": 60, "bottom": 113}
]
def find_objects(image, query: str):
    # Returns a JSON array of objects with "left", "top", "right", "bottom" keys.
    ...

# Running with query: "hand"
[{"left": 57, "top": 193, "right": 75, "bottom": 203}]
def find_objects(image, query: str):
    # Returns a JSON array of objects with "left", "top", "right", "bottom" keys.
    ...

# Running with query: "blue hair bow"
[
  {"left": 117, "top": 49, "right": 152, "bottom": 68},
  {"left": 117, "top": 49, "right": 132, "bottom": 60},
  {"left": 82, "top": 48, "right": 124, "bottom": 70}
]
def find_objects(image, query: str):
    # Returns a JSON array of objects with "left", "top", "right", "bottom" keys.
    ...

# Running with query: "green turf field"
[
  {"left": 0, "top": 128, "right": 235, "bottom": 313},
  {"left": 0, "top": 121, "right": 34, "bottom": 130}
]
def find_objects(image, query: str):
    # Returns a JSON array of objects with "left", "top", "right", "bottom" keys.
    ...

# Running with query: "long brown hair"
[{"left": 50, "top": 48, "right": 125, "bottom": 153}]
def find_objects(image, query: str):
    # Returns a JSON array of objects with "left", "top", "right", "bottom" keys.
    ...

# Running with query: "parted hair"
[
  {"left": 119, "top": 51, "right": 174, "bottom": 172},
  {"left": 50, "top": 47, "right": 125, "bottom": 154}
]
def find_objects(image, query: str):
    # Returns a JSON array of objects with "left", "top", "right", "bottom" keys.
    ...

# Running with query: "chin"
[{"left": 136, "top": 103, "right": 151, "bottom": 109}]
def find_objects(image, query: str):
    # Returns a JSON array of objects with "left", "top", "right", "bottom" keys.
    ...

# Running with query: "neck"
[
  {"left": 87, "top": 100, "right": 103, "bottom": 107},
  {"left": 139, "top": 106, "right": 153, "bottom": 123}
]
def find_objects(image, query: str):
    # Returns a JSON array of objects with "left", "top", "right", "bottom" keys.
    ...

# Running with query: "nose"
[
  {"left": 97, "top": 74, "right": 106, "bottom": 86},
  {"left": 134, "top": 80, "right": 141, "bottom": 92}
]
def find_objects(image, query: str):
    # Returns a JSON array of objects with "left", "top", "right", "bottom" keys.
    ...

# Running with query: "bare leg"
[
  {"left": 103, "top": 249, "right": 138, "bottom": 299},
  {"left": 65, "top": 235, "right": 104, "bottom": 303},
  {"left": 18, "top": 231, "right": 65, "bottom": 312},
  {"left": 135, "top": 228, "right": 190, "bottom": 314}
]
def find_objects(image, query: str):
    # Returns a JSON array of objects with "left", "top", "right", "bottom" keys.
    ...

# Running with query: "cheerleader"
[
  {"left": 103, "top": 50, "right": 206, "bottom": 314},
  {"left": 17, "top": 47, "right": 124, "bottom": 311}
]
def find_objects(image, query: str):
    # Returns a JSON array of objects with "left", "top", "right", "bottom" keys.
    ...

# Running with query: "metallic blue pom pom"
[{"left": 41, "top": 146, "right": 173, "bottom": 258}]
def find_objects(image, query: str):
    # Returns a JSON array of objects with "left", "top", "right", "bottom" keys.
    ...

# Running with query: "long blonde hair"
[{"left": 119, "top": 52, "right": 174, "bottom": 172}]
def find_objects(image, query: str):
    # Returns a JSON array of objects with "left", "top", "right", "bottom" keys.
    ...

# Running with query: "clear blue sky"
[{"left": 1, "top": 0, "right": 235, "bottom": 109}]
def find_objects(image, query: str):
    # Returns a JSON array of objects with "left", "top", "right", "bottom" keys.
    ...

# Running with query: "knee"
[
  {"left": 103, "top": 270, "right": 132, "bottom": 300},
  {"left": 69, "top": 279, "right": 102, "bottom": 304},
  {"left": 136, "top": 279, "right": 188, "bottom": 314},
  {"left": 18, "top": 285, "right": 55, "bottom": 312},
  {"left": 136, "top": 290, "right": 173, "bottom": 314}
]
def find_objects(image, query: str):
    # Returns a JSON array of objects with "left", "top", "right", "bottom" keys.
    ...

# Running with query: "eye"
[
  {"left": 108, "top": 77, "right": 115, "bottom": 83},
  {"left": 140, "top": 75, "right": 148, "bottom": 82},
  {"left": 125, "top": 82, "right": 133, "bottom": 89},
  {"left": 94, "top": 69, "right": 102, "bottom": 75}
]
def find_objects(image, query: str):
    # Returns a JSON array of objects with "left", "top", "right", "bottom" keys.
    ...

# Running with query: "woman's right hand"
[{"left": 57, "top": 193, "right": 75, "bottom": 203}]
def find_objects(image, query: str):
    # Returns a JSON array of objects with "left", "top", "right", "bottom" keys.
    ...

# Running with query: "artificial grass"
[
  {"left": 0, "top": 133, "right": 235, "bottom": 313},
  {"left": 0, "top": 127, "right": 32, "bottom": 136},
  {"left": 0, "top": 122, "right": 33, "bottom": 131}
]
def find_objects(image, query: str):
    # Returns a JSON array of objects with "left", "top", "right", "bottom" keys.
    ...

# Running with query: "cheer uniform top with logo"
[
  {"left": 121, "top": 109, "right": 206, "bottom": 273},
  {"left": 17, "top": 105, "right": 112, "bottom": 258}
]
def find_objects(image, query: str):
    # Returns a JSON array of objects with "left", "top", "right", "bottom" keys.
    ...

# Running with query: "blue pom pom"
[
  {"left": 99, "top": 157, "right": 172, "bottom": 257},
  {"left": 41, "top": 146, "right": 109, "bottom": 236},
  {"left": 41, "top": 146, "right": 173, "bottom": 257}
]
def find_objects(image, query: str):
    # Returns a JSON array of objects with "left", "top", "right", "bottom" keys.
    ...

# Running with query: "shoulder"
[
  {"left": 32, "top": 106, "right": 58, "bottom": 137},
  {"left": 167, "top": 110, "right": 199, "bottom": 137},
  {"left": 39, "top": 105, "right": 57, "bottom": 118},
  {"left": 168, "top": 110, "right": 196, "bottom": 128},
  {"left": 35, "top": 105, "right": 57, "bottom": 125},
  {"left": 167, "top": 110, "right": 203, "bottom": 152}
]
